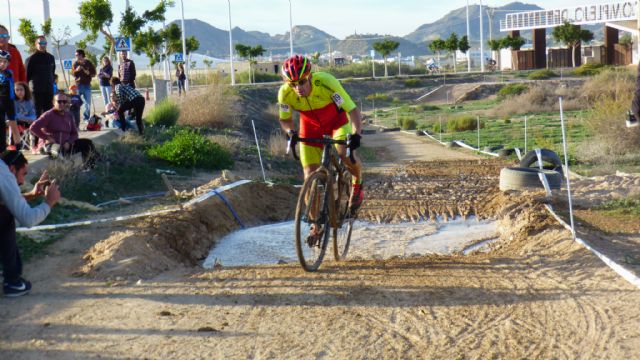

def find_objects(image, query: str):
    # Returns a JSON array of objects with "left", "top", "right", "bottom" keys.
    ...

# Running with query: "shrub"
[
  {"left": 401, "top": 118, "right": 417, "bottom": 130},
  {"left": 421, "top": 104, "right": 440, "bottom": 111},
  {"left": 147, "top": 128, "right": 234, "bottom": 169},
  {"left": 178, "top": 83, "right": 234, "bottom": 128},
  {"left": 365, "top": 93, "right": 390, "bottom": 101},
  {"left": 145, "top": 100, "right": 180, "bottom": 127},
  {"left": 404, "top": 79, "right": 421, "bottom": 88},
  {"left": 235, "top": 71, "right": 281, "bottom": 84},
  {"left": 503, "top": 118, "right": 511, "bottom": 124},
  {"left": 446, "top": 115, "right": 482, "bottom": 132},
  {"left": 573, "top": 63, "right": 605, "bottom": 76},
  {"left": 136, "top": 74, "right": 153, "bottom": 88},
  {"left": 527, "top": 69, "right": 557, "bottom": 80},
  {"left": 488, "top": 83, "right": 584, "bottom": 117},
  {"left": 497, "top": 83, "right": 528, "bottom": 98}
]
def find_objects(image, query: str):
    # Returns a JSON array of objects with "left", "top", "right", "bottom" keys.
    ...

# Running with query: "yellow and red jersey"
[{"left": 278, "top": 72, "right": 356, "bottom": 146}]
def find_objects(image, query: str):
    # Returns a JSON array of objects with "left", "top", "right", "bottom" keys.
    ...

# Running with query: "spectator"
[
  {"left": 0, "top": 49, "right": 19, "bottom": 152},
  {"left": 68, "top": 85, "right": 83, "bottom": 129},
  {"left": 0, "top": 150, "right": 60, "bottom": 297},
  {"left": 176, "top": 63, "right": 186, "bottom": 96},
  {"left": 53, "top": 74, "right": 58, "bottom": 94},
  {"left": 25, "top": 35, "right": 55, "bottom": 117},
  {"left": 100, "top": 92, "right": 119, "bottom": 128},
  {"left": 118, "top": 51, "right": 136, "bottom": 88},
  {"left": 0, "top": 25, "right": 26, "bottom": 83},
  {"left": 30, "top": 92, "right": 99, "bottom": 168},
  {"left": 98, "top": 56, "right": 113, "bottom": 105},
  {"left": 111, "top": 76, "right": 145, "bottom": 135},
  {"left": 71, "top": 49, "right": 96, "bottom": 122},
  {"left": 14, "top": 82, "right": 36, "bottom": 151}
]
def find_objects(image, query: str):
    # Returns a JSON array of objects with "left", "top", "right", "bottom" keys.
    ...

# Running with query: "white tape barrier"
[
  {"left": 17, "top": 180, "right": 253, "bottom": 233},
  {"left": 514, "top": 148, "right": 522, "bottom": 161},
  {"left": 453, "top": 140, "right": 500, "bottom": 157},
  {"left": 535, "top": 148, "right": 543, "bottom": 169},
  {"left": 544, "top": 204, "right": 640, "bottom": 289},
  {"left": 420, "top": 130, "right": 446, "bottom": 145},
  {"left": 538, "top": 172, "right": 552, "bottom": 197}
]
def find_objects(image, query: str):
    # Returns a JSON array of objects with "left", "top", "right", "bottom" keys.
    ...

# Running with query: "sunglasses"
[
  {"left": 38, "top": 41, "right": 47, "bottom": 45},
  {"left": 56, "top": 100, "right": 69, "bottom": 104},
  {"left": 0, "top": 34, "right": 9, "bottom": 39},
  {"left": 287, "top": 78, "right": 309, "bottom": 88}
]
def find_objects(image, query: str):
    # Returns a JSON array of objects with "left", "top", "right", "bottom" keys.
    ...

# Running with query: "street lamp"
[
  {"left": 288, "top": 0, "right": 294, "bottom": 56},
  {"left": 180, "top": 0, "right": 188, "bottom": 90},
  {"left": 227, "top": 0, "right": 235, "bottom": 85},
  {"left": 42, "top": 0, "right": 50, "bottom": 22},
  {"left": 7, "top": 0, "right": 12, "bottom": 39},
  {"left": 466, "top": 0, "right": 470, "bottom": 72},
  {"left": 479, "top": 0, "right": 485, "bottom": 72}
]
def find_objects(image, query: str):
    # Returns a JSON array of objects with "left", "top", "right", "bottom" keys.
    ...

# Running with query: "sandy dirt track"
[{"left": 1, "top": 130, "right": 640, "bottom": 359}]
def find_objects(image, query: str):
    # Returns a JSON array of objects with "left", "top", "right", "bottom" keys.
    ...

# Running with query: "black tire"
[
  {"left": 295, "top": 170, "right": 331, "bottom": 272},
  {"left": 333, "top": 169, "right": 354, "bottom": 261},
  {"left": 499, "top": 167, "right": 562, "bottom": 191},
  {"left": 519, "top": 148, "right": 563, "bottom": 173}
]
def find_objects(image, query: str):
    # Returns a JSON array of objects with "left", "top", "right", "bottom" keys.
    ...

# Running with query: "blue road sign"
[
  {"left": 63, "top": 59, "right": 73, "bottom": 70},
  {"left": 115, "top": 37, "right": 131, "bottom": 51},
  {"left": 174, "top": 53, "right": 184, "bottom": 63}
]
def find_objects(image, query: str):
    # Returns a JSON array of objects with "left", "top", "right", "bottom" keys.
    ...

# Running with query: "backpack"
[{"left": 86, "top": 114, "right": 102, "bottom": 131}]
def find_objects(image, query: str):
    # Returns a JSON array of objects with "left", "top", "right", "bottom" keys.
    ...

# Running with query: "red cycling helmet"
[{"left": 282, "top": 55, "right": 311, "bottom": 82}]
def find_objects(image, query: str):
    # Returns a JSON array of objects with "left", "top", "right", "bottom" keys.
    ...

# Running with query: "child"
[
  {"left": 14, "top": 81, "right": 36, "bottom": 151},
  {"left": 100, "top": 92, "right": 119, "bottom": 128},
  {"left": 53, "top": 73, "right": 58, "bottom": 94},
  {"left": 68, "top": 84, "right": 83, "bottom": 129},
  {"left": 0, "top": 50, "right": 20, "bottom": 152}
]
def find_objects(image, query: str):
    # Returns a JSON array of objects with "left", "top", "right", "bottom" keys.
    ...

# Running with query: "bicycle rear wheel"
[
  {"left": 295, "top": 170, "right": 331, "bottom": 272},
  {"left": 333, "top": 169, "right": 354, "bottom": 261}
]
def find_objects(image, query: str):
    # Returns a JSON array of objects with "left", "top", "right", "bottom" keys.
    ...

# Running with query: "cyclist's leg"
[{"left": 333, "top": 123, "right": 362, "bottom": 185}]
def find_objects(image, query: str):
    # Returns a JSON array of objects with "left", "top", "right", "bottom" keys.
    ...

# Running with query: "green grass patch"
[
  {"left": 404, "top": 79, "right": 422, "bottom": 88},
  {"left": 527, "top": 69, "right": 557, "bottom": 80},
  {"left": 572, "top": 63, "right": 605, "bottom": 76},
  {"left": 147, "top": 128, "right": 234, "bottom": 169},
  {"left": 145, "top": 99, "right": 180, "bottom": 127},
  {"left": 497, "top": 83, "right": 528, "bottom": 98},
  {"left": 594, "top": 197, "right": 640, "bottom": 216}
]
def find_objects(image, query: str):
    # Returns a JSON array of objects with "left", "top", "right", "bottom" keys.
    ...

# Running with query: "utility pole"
[
  {"left": 398, "top": 52, "right": 401, "bottom": 76},
  {"left": 288, "top": 0, "right": 294, "bottom": 56},
  {"left": 7, "top": 0, "right": 12, "bottom": 39},
  {"left": 180, "top": 0, "right": 188, "bottom": 90},
  {"left": 487, "top": 7, "right": 495, "bottom": 42},
  {"left": 42, "top": 0, "right": 50, "bottom": 21},
  {"left": 466, "top": 0, "right": 471, "bottom": 72},
  {"left": 327, "top": 39, "right": 333, "bottom": 66},
  {"left": 227, "top": 0, "right": 235, "bottom": 85}
]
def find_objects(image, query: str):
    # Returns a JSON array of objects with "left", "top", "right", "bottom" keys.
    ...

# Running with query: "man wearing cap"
[{"left": 25, "top": 35, "right": 56, "bottom": 118}]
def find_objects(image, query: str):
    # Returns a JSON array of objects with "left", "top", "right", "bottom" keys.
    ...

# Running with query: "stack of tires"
[{"left": 499, "top": 149, "right": 564, "bottom": 192}]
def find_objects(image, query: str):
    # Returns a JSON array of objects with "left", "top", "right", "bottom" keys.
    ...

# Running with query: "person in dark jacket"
[
  {"left": 176, "top": 63, "right": 187, "bottom": 96},
  {"left": 72, "top": 49, "right": 96, "bottom": 122},
  {"left": 98, "top": 56, "right": 113, "bottom": 105},
  {"left": 25, "top": 35, "right": 55, "bottom": 117},
  {"left": 0, "top": 50, "right": 19, "bottom": 152}
]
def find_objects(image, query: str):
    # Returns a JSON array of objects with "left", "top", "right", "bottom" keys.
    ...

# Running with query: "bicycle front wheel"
[
  {"left": 333, "top": 169, "right": 354, "bottom": 261},
  {"left": 295, "top": 170, "right": 331, "bottom": 272}
]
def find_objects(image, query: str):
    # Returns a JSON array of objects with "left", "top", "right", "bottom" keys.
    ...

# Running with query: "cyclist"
[
  {"left": 486, "top": 57, "right": 497, "bottom": 71},
  {"left": 278, "top": 55, "right": 364, "bottom": 211}
]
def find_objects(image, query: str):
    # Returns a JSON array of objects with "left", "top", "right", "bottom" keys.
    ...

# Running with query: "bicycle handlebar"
[{"left": 286, "top": 134, "right": 356, "bottom": 164}]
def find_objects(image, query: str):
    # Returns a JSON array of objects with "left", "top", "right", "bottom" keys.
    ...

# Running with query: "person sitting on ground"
[
  {"left": 0, "top": 150, "right": 60, "bottom": 297},
  {"left": 111, "top": 77, "right": 145, "bottom": 135},
  {"left": 29, "top": 91, "right": 99, "bottom": 168},
  {"left": 13, "top": 82, "right": 37, "bottom": 151},
  {"left": 100, "top": 92, "right": 119, "bottom": 128},
  {"left": 68, "top": 85, "right": 83, "bottom": 129}
]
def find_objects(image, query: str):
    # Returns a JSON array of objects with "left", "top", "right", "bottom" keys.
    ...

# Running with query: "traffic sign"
[
  {"left": 63, "top": 59, "right": 73, "bottom": 70},
  {"left": 115, "top": 37, "right": 131, "bottom": 51},
  {"left": 174, "top": 53, "right": 184, "bottom": 63}
]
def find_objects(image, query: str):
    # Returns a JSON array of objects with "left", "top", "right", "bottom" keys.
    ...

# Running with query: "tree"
[
  {"left": 78, "top": 0, "right": 115, "bottom": 58},
  {"left": 458, "top": 35, "right": 470, "bottom": 72},
  {"left": 184, "top": 36, "right": 200, "bottom": 80},
  {"left": 235, "top": 44, "right": 265, "bottom": 83},
  {"left": 552, "top": 21, "right": 594, "bottom": 67},
  {"left": 488, "top": 38, "right": 502, "bottom": 70},
  {"left": 502, "top": 35, "right": 526, "bottom": 70},
  {"left": 132, "top": 27, "right": 163, "bottom": 81},
  {"left": 17, "top": 18, "right": 52, "bottom": 53},
  {"left": 445, "top": 33, "right": 459, "bottom": 73},
  {"left": 49, "top": 26, "right": 72, "bottom": 89},
  {"left": 428, "top": 39, "right": 446, "bottom": 66},
  {"left": 372, "top": 39, "right": 399, "bottom": 77}
]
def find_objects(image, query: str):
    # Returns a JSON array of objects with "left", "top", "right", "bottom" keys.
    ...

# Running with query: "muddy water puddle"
[{"left": 203, "top": 218, "right": 498, "bottom": 268}]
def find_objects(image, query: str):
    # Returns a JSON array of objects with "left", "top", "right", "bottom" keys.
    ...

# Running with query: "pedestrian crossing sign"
[
  {"left": 115, "top": 37, "right": 131, "bottom": 51},
  {"left": 63, "top": 59, "right": 73, "bottom": 70},
  {"left": 174, "top": 53, "right": 184, "bottom": 63}
]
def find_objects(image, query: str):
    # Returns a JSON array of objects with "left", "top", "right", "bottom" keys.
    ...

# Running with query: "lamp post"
[
  {"left": 43, "top": 0, "right": 50, "bottom": 21},
  {"left": 288, "top": 0, "right": 294, "bottom": 56},
  {"left": 479, "top": 0, "right": 485, "bottom": 72},
  {"left": 466, "top": 0, "right": 470, "bottom": 72},
  {"left": 227, "top": 0, "right": 235, "bottom": 85},
  {"left": 7, "top": 0, "right": 12, "bottom": 39},
  {"left": 180, "top": 0, "right": 188, "bottom": 90}
]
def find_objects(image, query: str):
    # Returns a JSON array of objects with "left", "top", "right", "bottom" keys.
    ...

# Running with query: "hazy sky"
[{"left": 4, "top": 0, "right": 593, "bottom": 44}]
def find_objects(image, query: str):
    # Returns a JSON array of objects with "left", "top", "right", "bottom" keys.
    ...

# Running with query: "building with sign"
[{"left": 499, "top": 1, "right": 639, "bottom": 69}]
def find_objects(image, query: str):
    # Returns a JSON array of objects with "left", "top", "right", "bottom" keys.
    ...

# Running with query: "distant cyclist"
[
  {"left": 278, "top": 55, "right": 364, "bottom": 210},
  {"left": 486, "top": 57, "right": 497, "bottom": 71}
]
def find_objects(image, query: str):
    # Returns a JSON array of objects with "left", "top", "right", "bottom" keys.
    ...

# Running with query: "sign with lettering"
[{"left": 500, "top": 1, "right": 638, "bottom": 31}]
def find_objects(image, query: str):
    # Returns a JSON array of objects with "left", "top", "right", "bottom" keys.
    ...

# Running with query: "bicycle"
[{"left": 287, "top": 133, "right": 358, "bottom": 272}]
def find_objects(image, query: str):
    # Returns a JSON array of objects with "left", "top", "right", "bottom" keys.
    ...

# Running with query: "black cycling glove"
[
  {"left": 287, "top": 130, "right": 299, "bottom": 147},
  {"left": 349, "top": 133, "right": 361, "bottom": 151}
]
